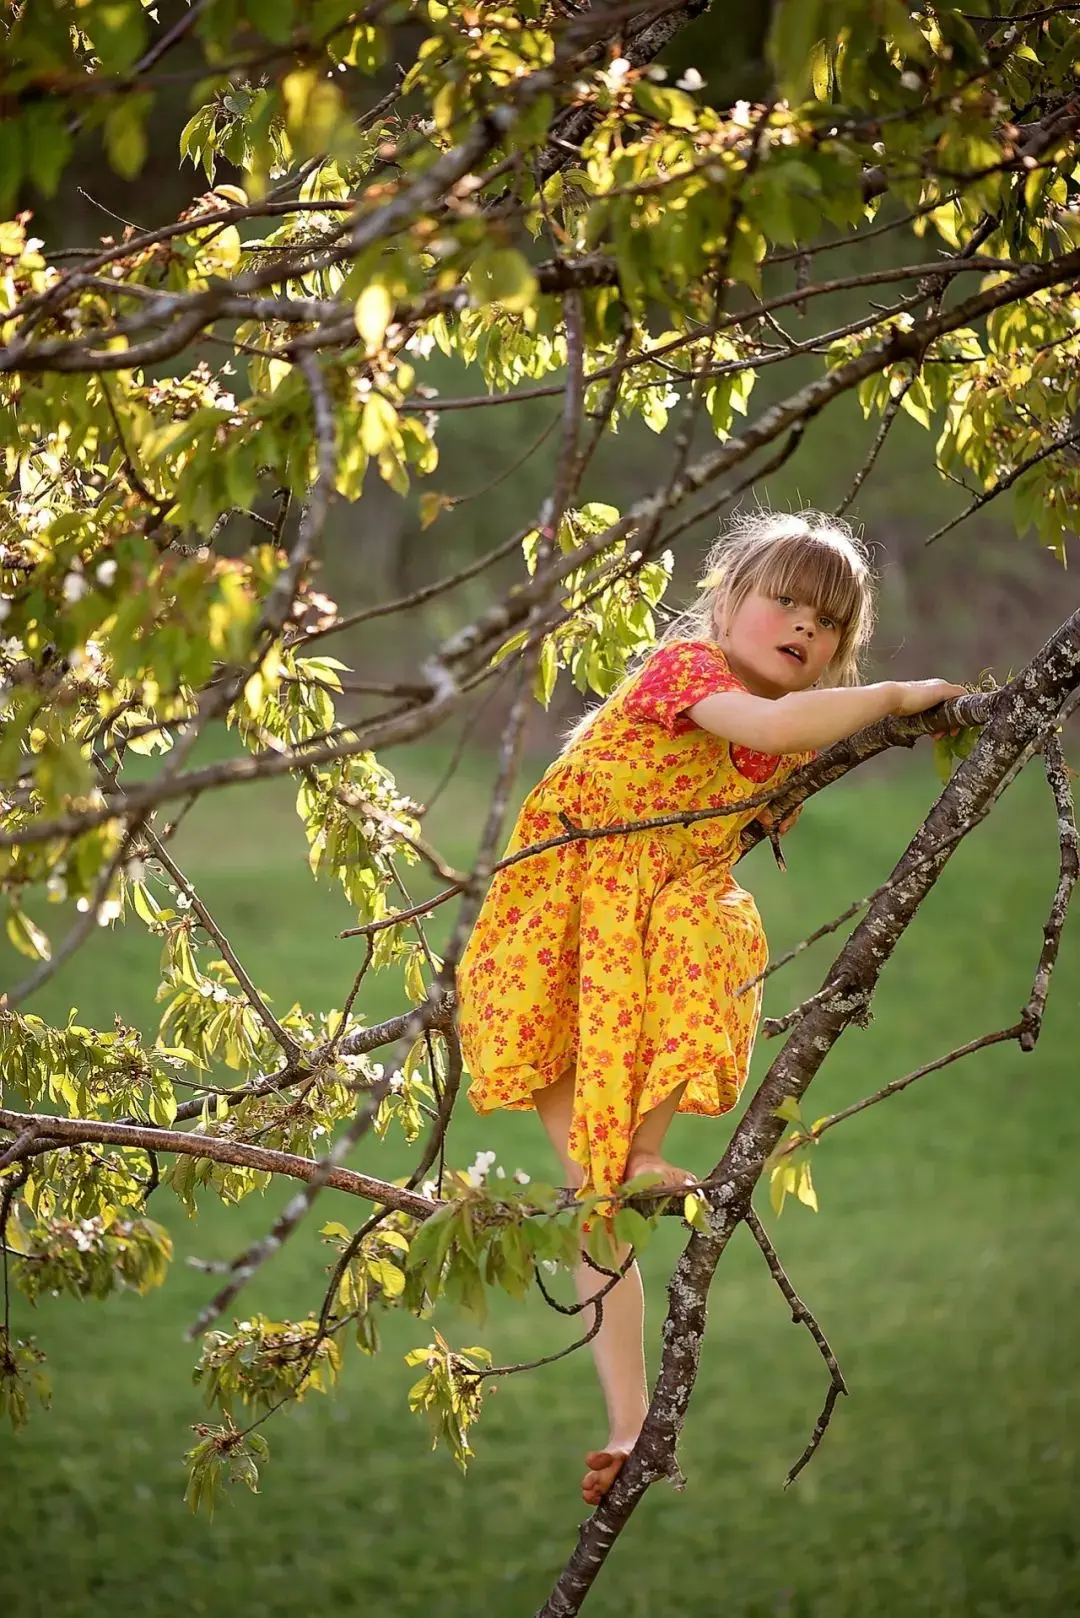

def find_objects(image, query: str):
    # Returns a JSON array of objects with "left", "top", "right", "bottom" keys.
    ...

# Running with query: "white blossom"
[
  {"left": 513, "top": 1168, "right": 531, "bottom": 1185},
  {"left": 62, "top": 570, "right": 89, "bottom": 603},
  {"left": 463, "top": 1148, "right": 498, "bottom": 1188},
  {"left": 607, "top": 57, "right": 631, "bottom": 84},
  {"left": 900, "top": 70, "right": 922, "bottom": 91},
  {"left": 676, "top": 67, "right": 704, "bottom": 92},
  {"left": 124, "top": 857, "right": 146, "bottom": 884},
  {"left": 97, "top": 898, "right": 121, "bottom": 926},
  {"left": 95, "top": 559, "right": 117, "bottom": 587},
  {"left": 176, "top": 891, "right": 193, "bottom": 909}
]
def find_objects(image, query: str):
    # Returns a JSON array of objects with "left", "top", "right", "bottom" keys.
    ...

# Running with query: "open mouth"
[{"left": 777, "top": 644, "right": 806, "bottom": 665}]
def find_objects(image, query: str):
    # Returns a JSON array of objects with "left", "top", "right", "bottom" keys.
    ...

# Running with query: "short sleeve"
[
  {"left": 624, "top": 642, "right": 742, "bottom": 736},
  {"left": 733, "top": 744, "right": 817, "bottom": 785}
]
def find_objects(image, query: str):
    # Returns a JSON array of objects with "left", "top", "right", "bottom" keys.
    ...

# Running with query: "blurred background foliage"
[{"left": 3, "top": 4, "right": 1079, "bottom": 1616}]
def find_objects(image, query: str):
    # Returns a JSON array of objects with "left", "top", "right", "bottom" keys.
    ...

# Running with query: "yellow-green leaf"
[
  {"left": 6, "top": 905, "right": 51, "bottom": 963},
  {"left": 355, "top": 283, "right": 394, "bottom": 348},
  {"left": 469, "top": 247, "right": 538, "bottom": 312}
]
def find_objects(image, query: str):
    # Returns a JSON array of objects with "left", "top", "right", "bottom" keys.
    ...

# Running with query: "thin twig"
[
  {"left": 2, "top": 824, "right": 143, "bottom": 1010},
  {"left": 294, "top": 526, "right": 532, "bottom": 643},
  {"left": 142, "top": 825, "right": 304, "bottom": 1063},
  {"left": 923, "top": 424, "right": 1080, "bottom": 546},
  {"left": 1019, "top": 729, "right": 1079, "bottom": 1050},
  {"left": 184, "top": 1073, "right": 393, "bottom": 1339},
  {"left": 835, "top": 376, "right": 912, "bottom": 516},
  {"left": 463, "top": 1248, "right": 637, "bottom": 1380},
  {"left": 775, "top": 1025, "right": 1023, "bottom": 1160},
  {"left": 744, "top": 1209, "right": 848, "bottom": 1487}
]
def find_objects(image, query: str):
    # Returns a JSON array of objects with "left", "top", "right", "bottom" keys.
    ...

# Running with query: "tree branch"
[
  {"left": 536, "top": 608, "right": 1080, "bottom": 1617},
  {"left": 1019, "top": 729, "right": 1079, "bottom": 1050},
  {"left": 743, "top": 1208, "right": 848, "bottom": 1488}
]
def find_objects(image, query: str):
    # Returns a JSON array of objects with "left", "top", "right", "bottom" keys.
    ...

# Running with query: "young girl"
[{"left": 455, "top": 510, "right": 966, "bottom": 1506}]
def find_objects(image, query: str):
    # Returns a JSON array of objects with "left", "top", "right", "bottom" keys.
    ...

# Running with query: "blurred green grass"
[{"left": 2, "top": 739, "right": 1079, "bottom": 1618}]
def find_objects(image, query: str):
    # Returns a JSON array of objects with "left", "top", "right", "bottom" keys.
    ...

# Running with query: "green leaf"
[
  {"left": 469, "top": 247, "right": 538, "bottom": 313},
  {"left": 613, "top": 1206, "right": 653, "bottom": 1253},
  {"left": 23, "top": 106, "right": 72, "bottom": 198},
  {"left": 361, "top": 393, "right": 398, "bottom": 455},
  {"left": 933, "top": 733, "right": 955, "bottom": 783},
  {"left": 104, "top": 93, "right": 151, "bottom": 180},
  {"left": 6, "top": 904, "right": 51, "bottom": 963},
  {"left": 632, "top": 83, "right": 699, "bottom": 130},
  {"left": 795, "top": 1160, "right": 819, "bottom": 1212},
  {"left": 355, "top": 283, "right": 394, "bottom": 348},
  {"left": 532, "top": 638, "right": 558, "bottom": 709},
  {"left": 769, "top": 1158, "right": 797, "bottom": 1216},
  {"left": 256, "top": 0, "right": 297, "bottom": 45},
  {"left": 768, "top": 0, "right": 827, "bottom": 101},
  {"left": 0, "top": 120, "right": 23, "bottom": 216},
  {"left": 131, "top": 883, "right": 161, "bottom": 926},
  {"left": 148, "top": 1085, "right": 178, "bottom": 1128}
]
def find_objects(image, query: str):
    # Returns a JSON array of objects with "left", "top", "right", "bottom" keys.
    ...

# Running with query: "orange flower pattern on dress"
[{"left": 456, "top": 639, "right": 814, "bottom": 1202}]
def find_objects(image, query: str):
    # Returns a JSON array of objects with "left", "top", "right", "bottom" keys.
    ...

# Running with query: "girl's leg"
[
  {"left": 625, "top": 1079, "right": 695, "bottom": 1189},
  {"left": 533, "top": 1069, "right": 648, "bottom": 1505}
]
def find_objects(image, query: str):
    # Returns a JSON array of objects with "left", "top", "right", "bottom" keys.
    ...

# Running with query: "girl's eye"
[
  {"left": 777, "top": 595, "right": 794, "bottom": 607},
  {"left": 820, "top": 615, "right": 836, "bottom": 631}
]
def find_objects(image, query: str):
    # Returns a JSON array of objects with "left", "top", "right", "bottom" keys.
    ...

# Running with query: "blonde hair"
[{"left": 561, "top": 508, "right": 877, "bottom": 751}]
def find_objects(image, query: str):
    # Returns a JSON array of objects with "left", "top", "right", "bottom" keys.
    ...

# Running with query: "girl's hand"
[{"left": 891, "top": 679, "right": 968, "bottom": 720}]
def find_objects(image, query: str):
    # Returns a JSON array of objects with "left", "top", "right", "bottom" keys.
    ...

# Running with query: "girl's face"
[{"left": 713, "top": 586, "right": 841, "bottom": 699}]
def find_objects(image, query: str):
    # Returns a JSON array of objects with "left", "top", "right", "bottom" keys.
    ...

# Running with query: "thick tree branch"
[{"left": 537, "top": 609, "right": 1080, "bottom": 1617}]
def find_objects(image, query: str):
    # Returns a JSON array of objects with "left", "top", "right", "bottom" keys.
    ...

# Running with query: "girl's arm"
[{"left": 687, "top": 678, "right": 967, "bottom": 754}]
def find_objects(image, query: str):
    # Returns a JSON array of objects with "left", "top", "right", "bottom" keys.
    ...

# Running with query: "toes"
[{"left": 581, "top": 1449, "right": 628, "bottom": 1505}]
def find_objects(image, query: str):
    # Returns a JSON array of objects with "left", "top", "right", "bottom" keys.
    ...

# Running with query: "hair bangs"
[{"left": 750, "top": 532, "right": 864, "bottom": 630}]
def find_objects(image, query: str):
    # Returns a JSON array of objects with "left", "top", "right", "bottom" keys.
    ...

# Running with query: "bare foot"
[
  {"left": 624, "top": 1150, "right": 696, "bottom": 1191},
  {"left": 582, "top": 1439, "right": 637, "bottom": 1506}
]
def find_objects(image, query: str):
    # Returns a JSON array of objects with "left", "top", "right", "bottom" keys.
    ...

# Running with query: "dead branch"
[{"left": 743, "top": 1208, "right": 848, "bottom": 1487}]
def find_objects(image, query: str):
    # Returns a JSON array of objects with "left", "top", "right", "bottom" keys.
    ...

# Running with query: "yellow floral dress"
[{"left": 456, "top": 639, "right": 813, "bottom": 1200}]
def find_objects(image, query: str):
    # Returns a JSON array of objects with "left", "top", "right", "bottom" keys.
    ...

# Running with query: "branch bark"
[{"left": 536, "top": 609, "right": 1080, "bottom": 1617}]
